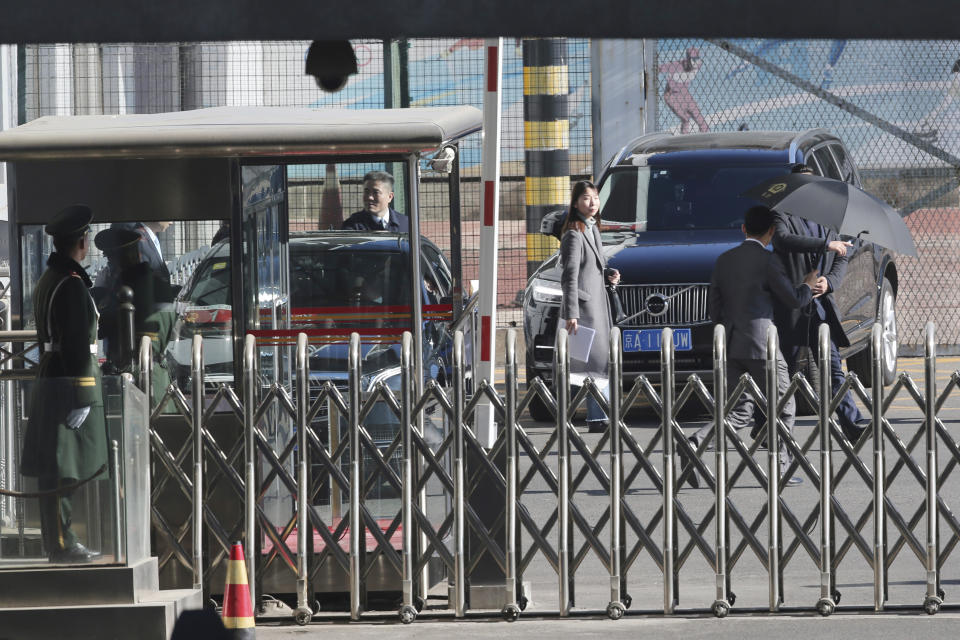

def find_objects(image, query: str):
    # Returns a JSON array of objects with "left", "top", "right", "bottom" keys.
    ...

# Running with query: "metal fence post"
[
  {"left": 555, "top": 327, "right": 572, "bottom": 616},
  {"left": 294, "top": 333, "right": 312, "bottom": 624},
  {"left": 712, "top": 324, "right": 731, "bottom": 617},
  {"left": 190, "top": 334, "right": 204, "bottom": 591},
  {"left": 348, "top": 332, "right": 363, "bottom": 620},
  {"left": 399, "top": 331, "right": 418, "bottom": 624},
  {"left": 452, "top": 331, "right": 466, "bottom": 617},
  {"left": 923, "top": 322, "right": 942, "bottom": 614},
  {"left": 816, "top": 323, "right": 837, "bottom": 616},
  {"left": 243, "top": 334, "right": 257, "bottom": 615},
  {"left": 111, "top": 439, "right": 122, "bottom": 564},
  {"left": 765, "top": 325, "right": 781, "bottom": 612},
  {"left": 138, "top": 336, "right": 152, "bottom": 409},
  {"left": 661, "top": 326, "right": 677, "bottom": 614},
  {"left": 503, "top": 328, "right": 521, "bottom": 621},
  {"left": 871, "top": 322, "right": 887, "bottom": 611},
  {"left": 607, "top": 327, "right": 625, "bottom": 620}
]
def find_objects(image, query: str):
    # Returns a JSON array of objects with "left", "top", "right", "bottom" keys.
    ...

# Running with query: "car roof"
[{"left": 610, "top": 128, "right": 841, "bottom": 169}]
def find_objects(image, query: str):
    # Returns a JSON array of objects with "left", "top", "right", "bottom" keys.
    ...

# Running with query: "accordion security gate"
[{"left": 145, "top": 320, "right": 960, "bottom": 623}]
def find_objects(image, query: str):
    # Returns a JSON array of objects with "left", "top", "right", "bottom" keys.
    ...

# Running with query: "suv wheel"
[
  {"left": 525, "top": 366, "right": 555, "bottom": 422},
  {"left": 847, "top": 277, "right": 897, "bottom": 387}
]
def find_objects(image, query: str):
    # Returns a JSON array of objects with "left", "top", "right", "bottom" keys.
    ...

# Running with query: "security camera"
[
  {"left": 429, "top": 145, "right": 457, "bottom": 173},
  {"left": 305, "top": 40, "right": 358, "bottom": 93}
]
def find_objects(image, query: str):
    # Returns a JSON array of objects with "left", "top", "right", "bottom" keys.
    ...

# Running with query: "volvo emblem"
[{"left": 645, "top": 293, "right": 668, "bottom": 317}]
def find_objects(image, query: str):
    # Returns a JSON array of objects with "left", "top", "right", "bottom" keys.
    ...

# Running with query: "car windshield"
[
  {"left": 598, "top": 164, "right": 788, "bottom": 232},
  {"left": 178, "top": 243, "right": 412, "bottom": 310},
  {"left": 289, "top": 247, "right": 410, "bottom": 309}
]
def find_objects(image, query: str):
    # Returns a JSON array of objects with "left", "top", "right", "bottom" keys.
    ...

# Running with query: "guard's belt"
[{"left": 43, "top": 342, "right": 98, "bottom": 354}]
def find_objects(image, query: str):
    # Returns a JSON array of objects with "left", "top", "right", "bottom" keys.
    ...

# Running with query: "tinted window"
[
  {"left": 598, "top": 164, "right": 788, "bottom": 231},
  {"left": 421, "top": 243, "right": 452, "bottom": 297},
  {"left": 830, "top": 144, "right": 856, "bottom": 184},
  {"left": 290, "top": 248, "right": 410, "bottom": 309},
  {"left": 181, "top": 243, "right": 231, "bottom": 306},
  {"left": 813, "top": 147, "right": 841, "bottom": 180},
  {"left": 804, "top": 154, "right": 823, "bottom": 175}
]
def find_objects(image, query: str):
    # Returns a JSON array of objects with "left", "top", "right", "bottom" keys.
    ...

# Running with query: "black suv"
[{"left": 523, "top": 130, "right": 898, "bottom": 419}]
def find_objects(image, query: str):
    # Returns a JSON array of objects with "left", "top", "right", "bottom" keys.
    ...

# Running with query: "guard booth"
[{"left": 0, "top": 106, "right": 482, "bottom": 616}]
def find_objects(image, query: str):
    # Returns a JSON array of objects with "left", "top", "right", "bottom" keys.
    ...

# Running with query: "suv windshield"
[{"left": 598, "top": 164, "right": 788, "bottom": 232}]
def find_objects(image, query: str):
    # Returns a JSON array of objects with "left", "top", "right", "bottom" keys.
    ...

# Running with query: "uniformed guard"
[
  {"left": 21, "top": 204, "right": 108, "bottom": 563},
  {"left": 94, "top": 227, "right": 176, "bottom": 404}
]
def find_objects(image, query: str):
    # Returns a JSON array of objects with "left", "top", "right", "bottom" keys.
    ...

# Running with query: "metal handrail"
[{"left": 449, "top": 293, "right": 480, "bottom": 334}]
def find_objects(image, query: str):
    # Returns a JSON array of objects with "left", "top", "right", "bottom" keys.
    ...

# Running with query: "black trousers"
[{"left": 38, "top": 475, "right": 77, "bottom": 554}]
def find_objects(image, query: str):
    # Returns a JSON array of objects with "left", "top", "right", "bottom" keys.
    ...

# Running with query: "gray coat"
[
  {"left": 709, "top": 240, "right": 813, "bottom": 360},
  {"left": 560, "top": 224, "right": 613, "bottom": 376}
]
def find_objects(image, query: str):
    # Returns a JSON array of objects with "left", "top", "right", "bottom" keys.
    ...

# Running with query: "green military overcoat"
[{"left": 21, "top": 252, "right": 108, "bottom": 481}]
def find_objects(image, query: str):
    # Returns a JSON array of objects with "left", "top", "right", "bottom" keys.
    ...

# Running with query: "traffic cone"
[
  {"left": 222, "top": 541, "right": 255, "bottom": 639},
  {"left": 318, "top": 163, "right": 343, "bottom": 230}
]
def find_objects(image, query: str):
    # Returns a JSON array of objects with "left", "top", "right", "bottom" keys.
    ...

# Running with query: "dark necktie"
[{"left": 804, "top": 218, "right": 827, "bottom": 273}]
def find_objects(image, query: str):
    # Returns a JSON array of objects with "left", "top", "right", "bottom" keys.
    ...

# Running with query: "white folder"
[{"left": 568, "top": 324, "right": 596, "bottom": 362}]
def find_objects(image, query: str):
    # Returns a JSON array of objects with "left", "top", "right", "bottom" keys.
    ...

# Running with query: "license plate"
[{"left": 623, "top": 328, "right": 693, "bottom": 352}]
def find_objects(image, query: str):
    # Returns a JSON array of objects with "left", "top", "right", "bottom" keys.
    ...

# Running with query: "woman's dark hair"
[{"left": 561, "top": 180, "right": 598, "bottom": 236}]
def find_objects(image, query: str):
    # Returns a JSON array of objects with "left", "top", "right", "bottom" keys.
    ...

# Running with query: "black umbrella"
[{"left": 742, "top": 173, "right": 917, "bottom": 257}]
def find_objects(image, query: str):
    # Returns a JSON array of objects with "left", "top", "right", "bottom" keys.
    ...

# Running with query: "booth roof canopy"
[{"left": 0, "top": 106, "right": 483, "bottom": 160}]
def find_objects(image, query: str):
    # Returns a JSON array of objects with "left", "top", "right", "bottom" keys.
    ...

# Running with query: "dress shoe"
[
  {"left": 49, "top": 543, "right": 101, "bottom": 564},
  {"left": 842, "top": 418, "right": 870, "bottom": 443},
  {"left": 587, "top": 419, "right": 608, "bottom": 434},
  {"left": 679, "top": 437, "right": 701, "bottom": 489}
]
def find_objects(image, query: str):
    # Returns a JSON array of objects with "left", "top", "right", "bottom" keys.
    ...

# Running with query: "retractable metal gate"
[{"left": 146, "top": 319, "right": 960, "bottom": 624}]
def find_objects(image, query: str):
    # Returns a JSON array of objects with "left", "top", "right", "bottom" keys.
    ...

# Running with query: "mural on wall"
[{"left": 657, "top": 39, "right": 960, "bottom": 168}]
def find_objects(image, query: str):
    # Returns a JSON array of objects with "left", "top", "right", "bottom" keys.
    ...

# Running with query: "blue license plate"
[{"left": 623, "top": 328, "right": 693, "bottom": 352}]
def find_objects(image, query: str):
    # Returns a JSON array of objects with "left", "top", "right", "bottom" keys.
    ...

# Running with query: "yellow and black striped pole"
[{"left": 523, "top": 38, "right": 569, "bottom": 277}]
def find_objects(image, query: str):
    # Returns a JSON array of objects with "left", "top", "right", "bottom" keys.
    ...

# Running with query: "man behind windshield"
[{"left": 341, "top": 171, "right": 409, "bottom": 232}]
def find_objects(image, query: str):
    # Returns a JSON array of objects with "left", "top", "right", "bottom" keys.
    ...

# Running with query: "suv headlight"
[{"left": 530, "top": 278, "right": 562, "bottom": 304}]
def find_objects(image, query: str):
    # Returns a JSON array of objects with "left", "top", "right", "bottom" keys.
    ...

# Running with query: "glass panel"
[
  {"left": 0, "top": 375, "right": 122, "bottom": 568},
  {"left": 241, "top": 165, "right": 292, "bottom": 530},
  {"left": 121, "top": 374, "right": 150, "bottom": 566},
  {"left": 19, "top": 220, "right": 232, "bottom": 412}
]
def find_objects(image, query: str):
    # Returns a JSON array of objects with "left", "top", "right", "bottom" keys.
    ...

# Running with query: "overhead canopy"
[{"left": 0, "top": 106, "right": 483, "bottom": 160}]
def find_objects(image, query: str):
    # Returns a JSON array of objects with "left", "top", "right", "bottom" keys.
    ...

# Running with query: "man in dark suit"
[
  {"left": 95, "top": 220, "right": 173, "bottom": 292},
  {"left": 341, "top": 171, "right": 409, "bottom": 232},
  {"left": 772, "top": 164, "right": 868, "bottom": 443},
  {"left": 685, "top": 205, "right": 820, "bottom": 487}
]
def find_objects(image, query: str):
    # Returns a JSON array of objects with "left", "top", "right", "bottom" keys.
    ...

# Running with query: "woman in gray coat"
[{"left": 560, "top": 180, "right": 620, "bottom": 431}]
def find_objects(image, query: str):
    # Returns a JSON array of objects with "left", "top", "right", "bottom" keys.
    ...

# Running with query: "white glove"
[{"left": 65, "top": 406, "right": 91, "bottom": 430}]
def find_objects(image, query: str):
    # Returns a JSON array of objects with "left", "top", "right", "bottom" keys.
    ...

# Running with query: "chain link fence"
[
  {"left": 17, "top": 40, "right": 592, "bottom": 326},
  {"left": 656, "top": 38, "right": 960, "bottom": 352},
  {"left": 12, "top": 39, "right": 960, "bottom": 348}
]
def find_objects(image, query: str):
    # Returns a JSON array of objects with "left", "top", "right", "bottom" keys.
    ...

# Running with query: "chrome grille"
[{"left": 618, "top": 283, "right": 710, "bottom": 327}]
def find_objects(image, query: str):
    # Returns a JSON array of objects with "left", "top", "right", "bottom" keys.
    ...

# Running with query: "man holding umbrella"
[{"left": 770, "top": 164, "right": 868, "bottom": 443}]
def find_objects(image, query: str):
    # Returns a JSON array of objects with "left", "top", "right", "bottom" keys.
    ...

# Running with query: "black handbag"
[{"left": 606, "top": 282, "right": 627, "bottom": 324}]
